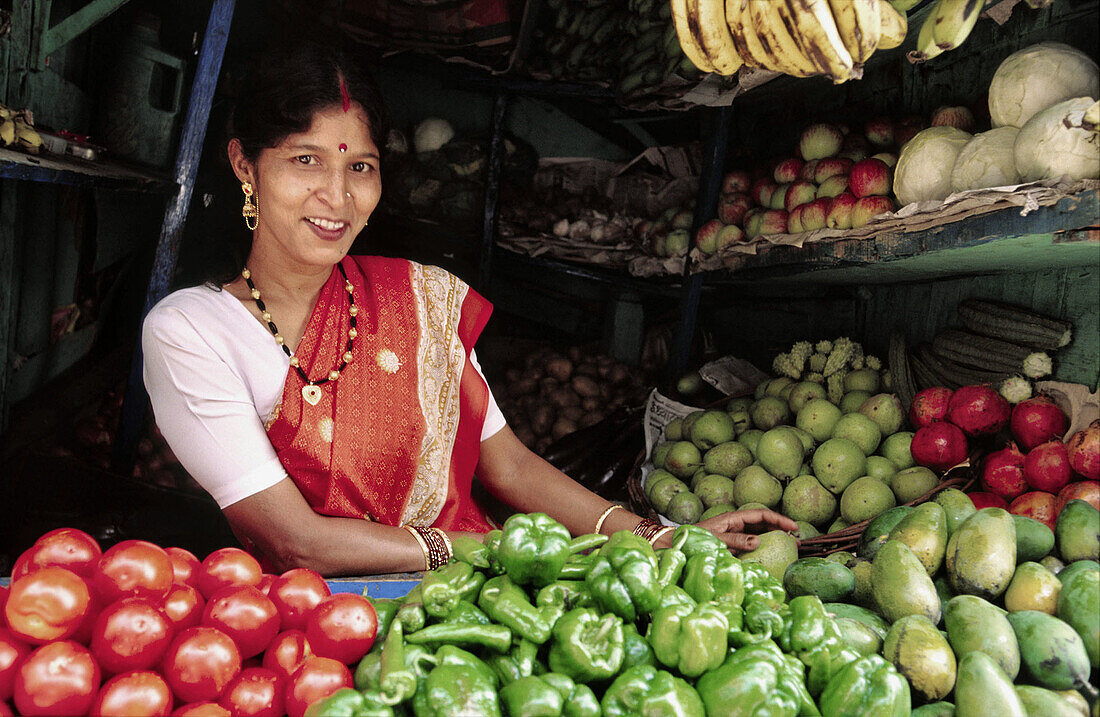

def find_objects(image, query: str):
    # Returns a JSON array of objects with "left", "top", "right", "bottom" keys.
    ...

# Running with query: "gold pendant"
[{"left": 302, "top": 385, "right": 322, "bottom": 406}]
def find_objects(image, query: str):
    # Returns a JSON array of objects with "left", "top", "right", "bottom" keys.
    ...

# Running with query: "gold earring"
[{"left": 241, "top": 182, "right": 258, "bottom": 231}]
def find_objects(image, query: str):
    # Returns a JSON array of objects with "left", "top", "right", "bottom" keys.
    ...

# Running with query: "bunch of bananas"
[
  {"left": 908, "top": 0, "right": 986, "bottom": 62},
  {"left": 0, "top": 103, "right": 43, "bottom": 154},
  {"left": 671, "top": 0, "right": 909, "bottom": 83}
]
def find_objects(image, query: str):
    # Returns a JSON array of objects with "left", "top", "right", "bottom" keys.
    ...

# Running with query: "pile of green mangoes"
[
  {"left": 644, "top": 372, "right": 929, "bottom": 539},
  {"left": 776, "top": 492, "right": 1100, "bottom": 715}
]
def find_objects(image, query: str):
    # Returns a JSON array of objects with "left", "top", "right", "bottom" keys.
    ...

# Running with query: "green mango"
[
  {"left": 1058, "top": 559, "right": 1099, "bottom": 586},
  {"left": 1008, "top": 610, "right": 1092, "bottom": 691},
  {"left": 943, "top": 595, "right": 1019, "bottom": 680},
  {"left": 933, "top": 487, "right": 975, "bottom": 536},
  {"left": 1013, "top": 514, "right": 1055, "bottom": 563},
  {"left": 824, "top": 602, "right": 890, "bottom": 640},
  {"left": 911, "top": 703, "right": 954, "bottom": 717},
  {"left": 858, "top": 505, "right": 914, "bottom": 561},
  {"left": 848, "top": 558, "right": 876, "bottom": 610},
  {"left": 933, "top": 576, "right": 954, "bottom": 624},
  {"left": 834, "top": 617, "right": 883, "bottom": 656},
  {"left": 783, "top": 557, "right": 855, "bottom": 602},
  {"left": 872, "top": 540, "right": 941, "bottom": 624},
  {"left": 1057, "top": 567, "right": 1099, "bottom": 668},
  {"left": 1041, "top": 555, "right": 1066, "bottom": 574},
  {"left": 946, "top": 508, "right": 1016, "bottom": 600},
  {"left": 952, "top": 652, "right": 1026, "bottom": 717},
  {"left": 1014, "top": 685, "right": 1083, "bottom": 717},
  {"left": 1003, "top": 561, "right": 1061, "bottom": 614},
  {"left": 887, "top": 502, "right": 948, "bottom": 575},
  {"left": 883, "top": 614, "right": 956, "bottom": 702},
  {"left": 1057, "top": 500, "right": 1100, "bottom": 563}
]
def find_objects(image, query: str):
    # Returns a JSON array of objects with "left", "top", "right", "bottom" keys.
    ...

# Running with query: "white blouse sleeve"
[
  {"left": 470, "top": 349, "right": 507, "bottom": 441},
  {"left": 142, "top": 303, "right": 288, "bottom": 509}
]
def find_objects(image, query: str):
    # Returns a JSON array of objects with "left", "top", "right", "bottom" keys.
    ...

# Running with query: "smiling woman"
[{"left": 139, "top": 42, "right": 797, "bottom": 577}]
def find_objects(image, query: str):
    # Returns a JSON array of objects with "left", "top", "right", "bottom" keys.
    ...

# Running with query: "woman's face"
[{"left": 232, "top": 103, "right": 381, "bottom": 271}]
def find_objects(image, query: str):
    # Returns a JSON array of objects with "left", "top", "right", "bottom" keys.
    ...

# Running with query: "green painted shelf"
[
  {"left": 701, "top": 188, "right": 1100, "bottom": 285},
  {"left": 0, "top": 147, "right": 175, "bottom": 193}
]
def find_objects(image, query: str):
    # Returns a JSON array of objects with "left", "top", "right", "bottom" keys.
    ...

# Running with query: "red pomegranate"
[
  {"left": 1055, "top": 480, "right": 1100, "bottom": 513},
  {"left": 981, "top": 443, "right": 1029, "bottom": 501},
  {"left": 1010, "top": 395, "right": 1069, "bottom": 451},
  {"left": 1023, "top": 440, "right": 1073, "bottom": 493},
  {"left": 911, "top": 422, "right": 969, "bottom": 473},
  {"left": 1066, "top": 419, "right": 1100, "bottom": 479},
  {"left": 946, "top": 385, "right": 1011, "bottom": 437},
  {"left": 968, "top": 491, "right": 1009, "bottom": 511},
  {"left": 1008, "top": 490, "right": 1059, "bottom": 531},
  {"left": 909, "top": 387, "right": 954, "bottom": 429}
]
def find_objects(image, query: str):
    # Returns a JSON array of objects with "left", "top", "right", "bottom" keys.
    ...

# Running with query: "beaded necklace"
[{"left": 241, "top": 262, "right": 357, "bottom": 406}]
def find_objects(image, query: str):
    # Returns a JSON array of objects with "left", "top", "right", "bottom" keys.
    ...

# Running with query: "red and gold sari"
[{"left": 265, "top": 256, "right": 495, "bottom": 533}]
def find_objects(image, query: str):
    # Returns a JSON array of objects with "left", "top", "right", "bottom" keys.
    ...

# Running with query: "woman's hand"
[{"left": 694, "top": 508, "right": 800, "bottom": 554}]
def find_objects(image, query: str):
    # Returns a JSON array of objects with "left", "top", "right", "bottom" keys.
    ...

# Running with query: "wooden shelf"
[
  {"left": 701, "top": 189, "right": 1100, "bottom": 285},
  {"left": 494, "top": 247, "right": 684, "bottom": 297},
  {"left": 0, "top": 147, "right": 175, "bottom": 194}
]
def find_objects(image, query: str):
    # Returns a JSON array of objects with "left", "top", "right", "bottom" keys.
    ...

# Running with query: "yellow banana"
[
  {"left": 726, "top": 0, "right": 774, "bottom": 70},
  {"left": 671, "top": 0, "right": 715, "bottom": 73},
  {"left": 877, "top": 0, "right": 908, "bottom": 48},
  {"left": 690, "top": 0, "right": 744, "bottom": 74},
  {"left": 907, "top": 4, "right": 944, "bottom": 62},
  {"left": 931, "top": 0, "right": 983, "bottom": 50},
  {"left": 0, "top": 105, "right": 12, "bottom": 121},
  {"left": 827, "top": 0, "right": 882, "bottom": 65},
  {"left": 14, "top": 120, "right": 42, "bottom": 152},
  {"left": 746, "top": 0, "right": 820, "bottom": 77},
  {"left": 0, "top": 119, "right": 14, "bottom": 146},
  {"left": 780, "top": 0, "right": 857, "bottom": 82}
]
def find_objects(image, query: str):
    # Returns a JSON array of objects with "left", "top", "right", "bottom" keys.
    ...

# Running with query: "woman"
[{"left": 143, "top": 43, "right": 796, "bottom": 576}]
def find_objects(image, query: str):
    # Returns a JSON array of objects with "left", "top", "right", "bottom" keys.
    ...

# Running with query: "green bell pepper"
[
  {"left": 487, "top": 637, "right": 542, "bottom": 686},
  {"left": 432, "top": 644, "right": 498, "bottom": 687},
  {"left": 369, "top": 598, "right": 401, "bottom": 640},
  {"left": 411, "top": 663, "right": 501, "bottom": 717},
  {"left": 621, "top": 622, "right": 656, "bottom": 670},
  {"left": 659, "top": 584, "right": 698, "bottom": 611},
  {"left": 541, "top": 673, "right": 600, "bottom": 717},
  {"left": 584, "top": 531, "right": 661, "bottom": 622},
  {"left": 536, "top": 581, "right": 594, "bottom": 611},
  {"left": 421, "top": 561, "right": 486, "bottom": 618},
  {"left": 497, "top": 512, "right": 574, "bottom": 587},
  {"left": 444, "top": 599, "right": 491, "bottom": 625},
  {"left": 354, "top": 650, "right": 383, "bottom": 691},
  {"left": 547, "top": 607, "right": 625, "bottom": 683},
  {"left": 403, "top": 621, "right": 513, "bottom": 653},
  {"left": 695, "top": 641, "right": 820, "bottom": 717},
  {"left": 478, "top": 575, "right": 557, "bottom": 644},
  {"left": 818, "top": 654, "right": 911, "bottom": 717},
  {"left": 740, "top": 565, "right": 789, "bottom": 643},
  {"left": 682, "top": 552, "right": 744, "bottom": 606},
  {"left": 671, "top": 524, "right": 728, "bottom": 558},
  {"left": 304, "top": 687, "right": 395, "bottom": 717},
  {"left": 646, "top": 602, "right": 729, "bottom": 677},
  {"left": 452, "top": 535, "right": 491, "bottom": 569},
  {"left": 779, "top": 596, "right": 861, "bottom": 698},
  {"left": 499, "top": 674, "right": 601, "bottom": 717},
  {"left": 601, "top": 665, "right": 706, "bottom": 717},
  {"left": 395, "top": 586, "right": 427, "bottom": 635},
  {"left": 656, "top": 546, "right": 687, "bottom": 587}
]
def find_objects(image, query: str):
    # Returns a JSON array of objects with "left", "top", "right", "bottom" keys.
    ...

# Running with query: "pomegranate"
[
  {"left": 1023, "top": 440, "right": 1073, "bottom": 493},
  {"left": 1010, "top": 396, "right": 1069, "bottom": 451},
  {"left": 1055, "top": 480, "right": 1100, "bottom": 513},
  {"left": 981, "top": 443, "right": 1029, "bottom": 501},
  {"left": 1066, "top": 419, "right": 1100, "bottom": 479},
  {"left": 946, "top": 385, "right": 1011, "bottom": 437},
  {"left": 1008, "top": 490, "right": 1059, "bottom": 531},
  {"left": 911, "top": 422, "right": 968, "bottom": 473},
  {"left": 909, "top": 387, "right": 954, "bottom": 429},
  {"left": 967, "top": 491, "right": 1008, "bottom": 510}
]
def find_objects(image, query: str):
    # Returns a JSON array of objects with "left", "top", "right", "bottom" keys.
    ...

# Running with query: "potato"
[
  {"left": 571, "top": 375, "right": 601, "bottom": 398},
  {"left": 581, "top": 396, "right": 602, "bottom": 412},
  {"left": 510, "top": 377, "right": 538, "bottom": 396},
  {"left": 575, "top": 363, "right": 599, "bottom": 378},
  {"left": 562, "top": 405, "right": 585, "bottom": 422},
  {"left": 545, "top": 357, "right": 573, "bottom": 383},
  {"left": 579, "top": 413, "right": 603, "bottom": 429},
  {"left": 608, "top": 364, "right": 631, "bottom": 384},
  {"left": 597, "top": 364, "right": 612, "bottom": 378},
  {"left": 530, "top": 405, "right": 554, "bottom": 436},
  {"left": 505, "top": 367, "right": 522, "bottom": 383},
  {"left": 551, "top": 417, "right": 577, "bottom": 440},
  {"left": 567, "top": 346, "right": 584, "bottom": 363},
  {"left": 540, "top": 377, "right": 560, "bottom": 393},
  {"left": 549, "top": 388, "right": 580, "bottom": 408}
]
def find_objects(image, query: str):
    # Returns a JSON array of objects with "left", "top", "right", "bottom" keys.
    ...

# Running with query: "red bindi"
[{"left": 339, "top": 143, "right": 347, "bottom": 152}]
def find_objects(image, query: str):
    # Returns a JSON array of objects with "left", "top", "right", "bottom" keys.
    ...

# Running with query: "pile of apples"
[{"left": 908, "top": 384, "right": 1100, "bottom": 531}]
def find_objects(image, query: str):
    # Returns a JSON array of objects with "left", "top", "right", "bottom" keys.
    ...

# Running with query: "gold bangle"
[
  {"left": 402, "top": 525, "right": 430, "bottom": 571},
  {"left": 593, "top": 505, "right": 624, "bottom": 535},
  {"left": 631, "top": 519, "right": 663, "bottom": 542},
  {"left": 648, "top": 526, "right": 675, "bottom": 546},
  {"left": 430, "top": 528, "right": 453, "bottom": 563}
]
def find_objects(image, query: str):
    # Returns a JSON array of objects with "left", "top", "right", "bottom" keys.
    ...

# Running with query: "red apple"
[
  {"left": 773, "top": 158, "right": 804, "bottom": 184},
  {"left": 722, "top": 170, "right": 752, "bottom": 194},
  {"left": 758, "top": 182, "right": 779, "bottom": 209},
  {"left": 758, "top": 209, "right": 788, "bottom": 236},
  {"left": 851, "top": 196, "right": 896, "bottom": 228},
  {"left": 826, "top": 192, "right": 857, "bottom": 229},
  {"left": 788, "top": 204, "right": 806, "bottom": 234},
  {"left": 714, "top": 224, "right": 745, "bottom": 250},
  {"left": 665, "top": 228, "right": 690, "bottom": 255},
  {"left": 865, "top": 117, "right": 894, "bottom": 147},
  {"left": 743, "top": 209, "right": 764, "bottom": 239},
  {"left": 814, "top": 157, "right": 854, "bottom": 184},
  {"left": 894, "top": 117, "right": 925, "bottom": 148},
  {"left": 650, "top": 232, "right": 667, "bottom": 256},
  {"left": 799, "top": 123, "right": 844, "bottom": 160},
  {"left": 768, "top": 183, "right": 791, "bottom": 210},
  {"left": 871, "top": 152, "right": 897, "bottom": 168},
  {"left": 1009, "top": 490, "right": 1059, "bottom": 531},
  {"left": 717, "top": 192, "right": 753, "bottom": 225},
  {"left": 930, "top": 105, "right": 975, "bottom": 132},
  {"left": 817, "top": 174, "right": 849, "bottom": 199},
  {"left": 849, "top": 158, "right": 893, "bottom": 197},
  {"left": 694, "top": 219, "right": 723, "bottom": 254},
  {"left": 671, "top": 210, "right": 694, "bottom": 230},
  {"left": 799, "top": 160, "right": 820, "bottom": 183},
  {"left": 750, "top": 178, "right": 772, "bottom": 205},
  {"left": 968, "top": 491, "right": 1009, "bottom": 510},
  {"left": 800, "top": 198, "right": 829, "bottom": 231},
  {"left": 784, "top": 181, "right": 818, "bottom": 213}
]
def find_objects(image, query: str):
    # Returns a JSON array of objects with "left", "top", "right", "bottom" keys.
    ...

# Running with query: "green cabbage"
[
  {"left": 893, "top": 127, "right": 972, "bottom": 206},
  {"left": 1014, "top": 96, "right": 1100, "bottom": 182},
  {"left": 989, "top": 43, "right": 1099, "bottom": 129},
  {"left": 950, "top": 127, "right": 1021, "bottom": 192}
]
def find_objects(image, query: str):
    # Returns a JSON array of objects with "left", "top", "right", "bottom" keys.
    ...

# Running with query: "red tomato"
[
  {"left": 164, "top": 584, "right": 205, "bottom": 632},
  {"left": 0, "top": 699, "right": 12, "bottom": 716},
  {"left": 201, "top": 586, "right": 280, "bottom": 660},
  {"left": 170, "top": 701, "right": 231, "bottom": 717},
  {"left": 257, "top": 575, "right": 275, "bottom": 596},
  {"left": 90, "top": 670, "right": 173, "bottom": 717},
  {"left": 196, "top": 549, "right": 261, "bottom": 599},
  {"left": 0, "top": 585, "right": 9, "bottom": 622},
  {"left": 12, "top": 528, "right": 102, "bottom": 580},
  {"left": 13, "top": 640, "right": 101, "bottom": 716},
  {"left": 91, "top": 597, "right": 175, "bottom": 674},
  {"left": 260, "top": 630, "right": 312, "bottom": 682},
  {"left": 268, "top": 569, "right": 330, "bottom": 632},
  {"left": 304, "top": 593, "right": 377, "bottom": 665},
  {"left": 4, "top": 566, "right": 91, "bottom": 644},
  {"left": 69, "top": 586, "right": 104, "bottom": 646},
  {"left": 95, "top": 540, "right": 174, "bottom": 603},
  {"left": 0, "top": 629, "right": 31, "bottom": 701},
  {"left": 161, "top": 627, "right": 241, "bottom": 704},
  {"left": 166, "top": 548, "right": 202, "bottom": 589},
  {"left": 217, "top": 667, "right": 284, "bottom": 717},
  {"left": 284, "top": 656, "right": 351, "bottom": 717}
]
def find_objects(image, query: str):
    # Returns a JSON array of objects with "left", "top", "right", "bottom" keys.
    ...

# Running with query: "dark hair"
[{"left": 229, "top": 42, "right": 389, "bottom": 161}]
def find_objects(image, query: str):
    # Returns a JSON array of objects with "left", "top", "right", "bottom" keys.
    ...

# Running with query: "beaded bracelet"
[
  {"left": 593, "top": 505, "right": 625, "bottom": 535},
  {"left": 403, "top": 525, "right": 452, "bottom": 570},
  {"left": 631, "top": 519, "right": 665, "bottom": 543}
]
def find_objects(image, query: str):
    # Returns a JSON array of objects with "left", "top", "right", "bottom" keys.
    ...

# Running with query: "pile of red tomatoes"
[{"left": 0, "top": 529, "right": 377, "bottom": 716}]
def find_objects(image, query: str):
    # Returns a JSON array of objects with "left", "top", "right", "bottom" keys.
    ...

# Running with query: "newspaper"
[
  {"left": 640, "top": 389, "right": 704, "bottom": 527},
  {"left": 698, "top": 356, "right": 770, "bottom": 398}
]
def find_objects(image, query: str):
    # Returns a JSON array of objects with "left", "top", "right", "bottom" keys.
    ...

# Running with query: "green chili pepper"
[
  {"left": 478, "top": 575, "right": 555, "bottom": 644},
  {"left": 354, "top": 649, "right": 382, "bottom": 691},
  {"left": 656, "top": 546, "right": 687, "bottom": 587},
  {"left": 818, "top": 654, "right": 911, "bottom": 717},
  {"left": 536, "top": 580, "right": 594, "bottom": 611},
  {"left": 601, "top": 665, "right": 706, "bottom": 716},
  {"left": 558, "top": 553, "right": 595, "bottom": 580},
  {"left": 646, "top": 601, "right": 729, "bottom": 678},
  {"left": 497, "top": 512, "right": 574, "bottom": 587},
  {"left": 452, "top": 535, "right": 491, "bottom": 569},
  {"left": 368, "top": 597, "right": 400, "bottom": 640},
  {"left": 420, "top": 561, "right": 486, "bottom": 618},
  {"left": 444, "top": 599, "right": 491, "bottom": 625},
  {"left": 584, "top": 531, "right": 661, "bottom": 622},
  {"left": 682, "top": 551, "right": 744, "bottom": 605},
  {"left": 671, "top": 524, "right": 728, "bottom": 558},
  {"left": 547, "top": 607, "right": 625, "bottom": 683},
  {"left": 379, "top": 621, "right": 416, "bottom": 706},
  {"left": 411, "top": 663, "right": 501, "bottom": 716},
  {"left": 404, "top": 622, "right": 513, "bottom": 653},
  {"left": 304, "top": 687, "right": 396, "bottom": 717},
  {"left": 487, "top": 637, "right": 542, "bottom": 686},
  {"left": 500, "top": 673, "right": 601, "bottom": 717}
]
